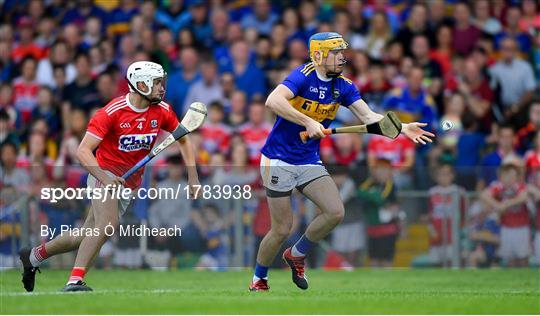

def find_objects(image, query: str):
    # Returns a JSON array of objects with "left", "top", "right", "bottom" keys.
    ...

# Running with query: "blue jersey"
[{"left": 261, "top": 63, "right": 361, "bottom": 165}]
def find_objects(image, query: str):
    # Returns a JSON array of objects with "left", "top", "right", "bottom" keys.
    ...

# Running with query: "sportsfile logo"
[{"left": 118, "top": 133, "right": 157, "bottom": 152}]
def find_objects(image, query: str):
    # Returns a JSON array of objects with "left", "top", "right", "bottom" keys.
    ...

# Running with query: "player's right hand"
[
  {"left": 102, "top": 175, "right": 126, "bottom": 188},
  {"left": 304, "top": 119, "right": 326, "bottom": 139}
]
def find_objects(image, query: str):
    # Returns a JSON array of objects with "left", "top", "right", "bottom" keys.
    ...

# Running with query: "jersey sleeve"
[
  {"left": 340, "top": 80, "right": 361, "bottom": 107},
  {"left": 86, "top": 108, "right": 112, "bottom": 140},
  {"left": 161, "top": 105, "right": 180, "bottom": 133},
  {"left": 281, "top": 67, "right": 306, "bottom": 96}
]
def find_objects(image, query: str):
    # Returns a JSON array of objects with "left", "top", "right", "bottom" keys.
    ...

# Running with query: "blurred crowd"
[{"left": 0, "top": 0, "right": 539, "bottom": 269}]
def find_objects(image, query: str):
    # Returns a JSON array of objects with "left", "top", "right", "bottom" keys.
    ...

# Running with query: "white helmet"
[{"left": 126, "top": 61, "right": 166, "bottom": 97}]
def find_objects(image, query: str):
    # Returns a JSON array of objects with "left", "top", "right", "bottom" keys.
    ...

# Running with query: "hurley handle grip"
[{"left": 299, "top": 129, "right": 333, "bottom": 143}]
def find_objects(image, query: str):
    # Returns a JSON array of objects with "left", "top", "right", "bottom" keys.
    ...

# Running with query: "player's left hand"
[
  {"left": 402, "top": 123, "right": 435, "bottom": 145},
  {"left": 187, "top": 178, "right": 201, "bottom": 199}
]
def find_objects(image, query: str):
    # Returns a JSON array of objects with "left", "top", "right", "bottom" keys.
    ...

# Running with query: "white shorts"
[
  {"left": 260, "top": 154, "right": 329, "bottom": 196},
  {"left": 500, "top": 226, "right": 531, "bottom": 260},
  {"left": 87, "top": 171, "right": 132, "bottom": 216},
  {"left": 332, "top": 221, "right": 366, "bottom": 252},
  {"left": 534, "top": 232, "right": 540, "bottom": 265}
]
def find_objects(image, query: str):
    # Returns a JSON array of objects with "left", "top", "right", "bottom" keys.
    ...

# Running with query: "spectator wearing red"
[
  {"left": 430, "top": 24, "right": 453, "bottom": 77},
  {"left": 453, "top": 2, "right": 482, "bottom": 56},
  {"left": 519, "top": 0, "right": 540, "bottom": 33},
  {"left": 238, "top": 102, "right": 271, "bottom": 166},
  {"left": 13, "top": 57, "right": 40, "bottom": 124},
  {"left": 456, "top": 58, "right": 494, "bottom": 134},
  {"left": 200, "top": 101, "right": 231, "bottom": 155},
  {"left": 525, "top": 131, "right": 540, "bottom": 181},
  {"left": 481, "top": 163, "right": 531, "bottom": 267},
  {"left": 11, "top": 17, "right": 45, "bottom": 64}
]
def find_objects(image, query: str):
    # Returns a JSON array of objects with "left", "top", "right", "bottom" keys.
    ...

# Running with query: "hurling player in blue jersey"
[{"left": 249, "top": 32, "right": 435, "bottom": 292}]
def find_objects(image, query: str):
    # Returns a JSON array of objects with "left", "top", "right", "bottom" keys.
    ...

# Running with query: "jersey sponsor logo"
[
  {"left": 120, "top": 122, "right": 131, "bottom": 129},
  {"left": 118, "top": 133, "right": 157, "bottom": 152},
  {"left": 289, "top": 96, "right": 339, "bottom": 122}
]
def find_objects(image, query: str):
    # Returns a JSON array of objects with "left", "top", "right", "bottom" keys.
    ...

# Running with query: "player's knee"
[
  {"left": 326, "top": 205, "right": 345, "bottom": 225},
  {"left": 271, "top": 223, "right": 292, "bottom": 242}
]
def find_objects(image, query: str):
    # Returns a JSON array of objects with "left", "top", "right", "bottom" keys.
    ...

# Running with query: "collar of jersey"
[
  {"left": 125, "top": 94, "right": 149, "bottom": 113},
  {"left": 314, "top": 68, "right": 332, "bottom": 82}
]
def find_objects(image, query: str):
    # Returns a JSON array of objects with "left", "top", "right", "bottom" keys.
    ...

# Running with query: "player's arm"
[
  {"left": 348, "top": 99, "right": 434, "bottom": 144},
  {"left": 265, "top": 84, "right": 325, "bottom": 138},
  {"left": 177, "top": 135, "right": 200, "bottom": 198},
  {"left": 76, "top": 133, "right": 125, "bottom": 186}
]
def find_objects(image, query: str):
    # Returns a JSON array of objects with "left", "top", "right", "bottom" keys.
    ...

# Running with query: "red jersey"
[
  {"left": 428, "top": 185, "right": 466, "bottom": 246},
  {"left": 86, "top": 95, "right": 179, "bottom": 188},
  {"left": 367, "top": 134, "right": 414, "bottom": 168},
  {"left": 13, "top": 78, "right": 39, "bottom": 123},
  {"left": 525, "top": 150, "right": 540, "bottom": 175},
  {"left": 238, "top": 122, "right": 271, "bottom": 166},
  {"left": 200, "top": 122, "right": 231, "bottom": 154},
  {"left": 489, "top": 181, "right": 530, "bottom": 228}
]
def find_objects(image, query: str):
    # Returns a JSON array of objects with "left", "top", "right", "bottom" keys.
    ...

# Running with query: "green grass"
[{"left": 1, "top": 269, "right": 539, "bottom": 314}]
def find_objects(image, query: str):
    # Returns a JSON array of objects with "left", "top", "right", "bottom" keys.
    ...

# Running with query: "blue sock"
[
  {"left": 254, "top": 262, "right": 268, "bottom": 280},
  {"left": 292, "top": 234, "right": 316, "bottom": 257}
]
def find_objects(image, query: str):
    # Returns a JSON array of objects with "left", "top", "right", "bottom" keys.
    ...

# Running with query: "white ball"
[{"left": 442, "top": 120, "right": 454, "bottom": 131}]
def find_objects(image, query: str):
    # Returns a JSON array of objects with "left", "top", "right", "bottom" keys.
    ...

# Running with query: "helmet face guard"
[{"left": 126, "top": 61, "right": 167, "bottom": 104}]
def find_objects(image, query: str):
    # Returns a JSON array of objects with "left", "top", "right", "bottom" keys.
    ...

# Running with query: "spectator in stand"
[
  {"left": 0, "top": 40, "right": 16, "bottom": 82},
  {"left": 360, "top": 61, "right": 392, "bottom": 114},
  {"left": 481, "top": 163, "right": 530, "bottom": 267},
  {"left": 363, "top": 11, "right": 393, "bottom": 61},
  {"left": 427, "top": 164, "right": 466, "bottom": 266},
  {"left": 331, "top": 166, "right": 365, "bottom": 267},
  {"left": 30, "top": 86, "right": 61, "bottom": 137},
  {"left": 106, "top": 0, "right": 139, "bottom": 39},
  {"left": 238, "top": 101, "right": 271, "bottom": 166},
  {"left": 61, "top": 0, "right": 107, "bottom": 27},
  {"left": 472, "top": 0, "right": 502, "bottom": 36},
  {"left": 489, "top": 37, "right": 536, "bottom": 126},
  {"left": 299, "top": 0, "right": 319, "bottom": 40},
  {"left": 96, "top": 72, "right": 118, "bottom": 106},
  {"left": 0, "top": 142, "right": 30, "bottom": 189},
  {"left": 519, "top": 0, "right": 540, "bottom": 33},
  {"left": 241, "top": 0, "right": 278, "bottom": 36},
  {"left": 166, "top": 47, "right": 200, "bottom": 115},
  {"left": 453, "top": 2, "right": 481, "bottom": 56},
  {"left": 358, "top": 158, "right": 399, "bottom": 267},
  {"left": 200, "top": 101, "right": 231, "bottom": 155},
  {"left": 495, "top": 6, "right": 532, "bottom": 55},
  {"left": 516, "top": 102, "right": 540, "bottom": 154},
  {"left": 455, "top": 113, "right": 486, "bottom": 191},
  {"left": 36, "top": 40, "right": 77, "bottom": 88},
  {"left": 394, "top": 3, "right": 433, "bottom": 57},
  {"left": 63, "top": 52, "right": 101, "bottom": 114},
  {"left": 383, "top": 66, "right": 437, "bottom": 128},
  {"left": 524, "top": 131, "right": 540, "bottom": 179},
  {"left": 11, "top": 17, "right": 44, "bottom": 64},
  {"left": 430, "top": 25, "right": 453, "bottom": 78},
  {"left": 411, "top": 35, "right": 443, "bottom": 104},
  {"left": 13, "top": 57, "right": 40, "bottom": 124},
  {"left": 183, "top": 58, "right": 223, "bottom": 115},
  {"left": 227, "top": 40, "right": 267, "bottom": 101},
  {"left": 479, "top": 125, "right": 519, "bottom": 189},
  {"left": 181, "top": 1, "right": 212, "bottom": 48},
  {"left": 226, "top": 90, "right": 247, "bottom": 128},
  {"left": 456, "top": 58, "right": 495, "bottom": 134}
]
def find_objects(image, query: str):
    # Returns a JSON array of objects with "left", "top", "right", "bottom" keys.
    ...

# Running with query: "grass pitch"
[{"left": 1, "top": 269, "right": 539, "bottom": 314}]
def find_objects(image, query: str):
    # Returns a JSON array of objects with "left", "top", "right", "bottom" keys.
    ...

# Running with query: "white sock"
[
  {"left": 252, "top": 275, "right": 268, "bottom": 282},
  {"left": 291, "top": 245, "right": 305, "bottom": 257},
  {"left": 29, "top": 247, "right": 42, "bottom": 267}
]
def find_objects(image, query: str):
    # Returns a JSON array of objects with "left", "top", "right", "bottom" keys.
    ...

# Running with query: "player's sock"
[
  {"left": 29, "top": 244, "right": 49, "bottom": 267},
  {"left": 67, "top": 267, "right": 86, "bottom": 285},
  {"left": 291, "top": 234, "right": 316, "bottom": 257},
  {"left": 252, "top": 262, "right": 269, "bottom": 282}
]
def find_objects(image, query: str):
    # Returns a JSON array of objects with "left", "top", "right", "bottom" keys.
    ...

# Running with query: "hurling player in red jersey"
[
  {"left": 481, "top": 163, "right": 530, "bottom": 267},
  {"left": 19, "top": 61, "right": 200, "bottom": 292}
]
